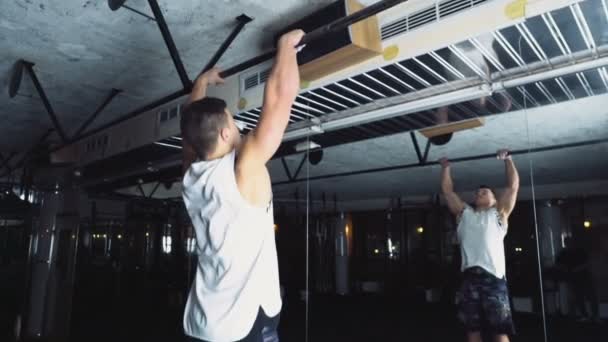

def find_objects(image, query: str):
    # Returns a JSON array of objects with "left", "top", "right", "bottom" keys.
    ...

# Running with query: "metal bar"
[
  {"left": 322, "top": 87, "right": 361, "bottom": 106},
  {"left": 556, "top": 77, "right": 575, "bottom": 101},
  {"left": 273, "top": 138, "right": 608, "bottom": 186},
  {"left": 234, "top": 114, "right": 259, "bottom": 125},
  {"left": 542, "top": 13, "right": 571, "bottom": 56},
  {"left": 292, "top": 154, "right": 308, "bottom": 180},
  {"left": 517, "top": 86, "right": 539, "bottom": 107},
  {"left": 413, "top": 56, "right": 448, "bottom": 83},
  {"left": 296, "top": 96, "right": 336, "bottom": 113},
  {"left": 290, "top": 107, "right": 315, "bottom": 119},
  {"left": 570, "top": 3, "right": 595, "bottom": 50},
  {"left": 378, "top": 67, "right": 416, "bottom": 91},
  {"left": 137, "top": 184, "right": 147, "bottom": 197},
  {"left": 429, "top": 51, "right": 465, "bottom": 80},
  {"left": 335, "top": 82, "right": 374, "bottom": 102},
  {"left": 394, "top": 63, "right": 431, "bottom": 87},
  {"left": 122, "top": 4, "right": 156, "bottom": 21},
  {"left": 363, "top": 73, "right": 401, "bottom": 95},
  {"left": 72, "top": 88, "right": 122, "bottom": 140},
  {"left": 148, "top": 0, "right": 192, "bottom": 89},
  {"left": 599, "top": 67, "right": 608, "bottom": 91},
  {"left": 409, "top": 132, "right": 423, "bottom": 163},
  {"left": 515, "top": 23, "right": 548, "bottom": 62},
  {"left": 535, "top": 82, "right": 556, "bottom": 104},
  {"left": 469, "top": 38, "right": 505, "bottom": 71},
  {"left": 23, "top": 64, "right": 68, "bottom": 143},
  {"left": 447, "top": 46, "right": 486, "bottom": 79},
  {"left": 219, "top": 0, "right": 408, "bottom": 78},
  {"left": 148, "top": 181, "right": 161, "bottom": 198},
  {"left": 202, "top": 14, "right": 253, "bottom": 74},
  {"left": 349, "top": 77, "right": 387, "bottom": 98},
  {"left": 281, "top": 158, "right": 293, "bottom": 181},
  {"left": 292, "top": 101, "right": 325, "bottom": 115},
  {"left": 422, "top": 139, "right": 431, "bottom": 163},
  {"left": 493, "top": 31, "right": 524, "bottom": 66},
  {"left": 576, "top": 73, "right": 594, "bottom": 97},
  {"left": 307, "top": 90, "right": 349, "bottom": 109}
]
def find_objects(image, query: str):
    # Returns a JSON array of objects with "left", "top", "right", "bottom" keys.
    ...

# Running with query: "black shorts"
[
  {"left": 185, "top": 307, "right": 280, "bottom": 342},
  {"left": 457, "top": 267, "right": 515, "bottom": 336}
]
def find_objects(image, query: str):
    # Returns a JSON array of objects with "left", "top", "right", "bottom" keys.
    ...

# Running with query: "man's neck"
[{"left": 206, "top": 146, "right": 234, "bottom": 161}]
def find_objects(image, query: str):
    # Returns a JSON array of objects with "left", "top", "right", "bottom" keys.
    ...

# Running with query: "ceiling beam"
[{"left": 272, "top": 138, "right": 608, "bottom": 186}]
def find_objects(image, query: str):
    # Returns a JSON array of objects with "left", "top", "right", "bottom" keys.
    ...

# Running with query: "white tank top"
[
  {"left": 182, "top": 150, "right": 281, "bottom": 341},
  {"left": 457, "top": 205, "right": 507, "bottom": 279}
]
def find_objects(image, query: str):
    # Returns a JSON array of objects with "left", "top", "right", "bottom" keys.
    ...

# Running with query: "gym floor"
[{"left": 66, "top": 268, "right": 607, "bottom": 342}]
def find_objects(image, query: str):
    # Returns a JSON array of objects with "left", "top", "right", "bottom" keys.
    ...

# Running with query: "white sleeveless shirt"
[
  {"left": 457, "top": 205, "right": 507, "bottom": 279},
  {"left": 182, "top": 150, "right": 281, "bottom": 341}
]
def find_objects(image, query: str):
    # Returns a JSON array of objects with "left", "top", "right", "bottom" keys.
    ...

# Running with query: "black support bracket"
[
  {"left": 292, "top": 154, "right": 309, "bottom": 180},
  {"left": 203, "top": 14, "right": 253, "bottom": 74},
  {"left": 147, "top": 182, "right": 161, "bottom": 198},
  {"left": 410, "top": 132, "right": 432, "bottom": 165},
  {"left": 72, "top": 88, "right": 122, "bottom": 140},
  {"left": 281, "top": 158, "right": 293, "bottom": 181},
  {"left": 23, "top": 62, "right": 68, "bottom": 143},
  {"left": 147, "top": 0, "right": 192, "bottom": 90}
]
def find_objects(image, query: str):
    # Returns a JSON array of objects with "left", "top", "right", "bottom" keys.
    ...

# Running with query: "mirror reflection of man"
[
  {"left": 556, "top": 236, "right": 600, "bottom": 323},
  {"left": 440, "top": 149, "right": 519, "bottom": 342}
]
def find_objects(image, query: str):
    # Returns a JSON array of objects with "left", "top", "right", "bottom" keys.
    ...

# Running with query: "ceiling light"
[
  {"left": 416, "top": 226, "right": 424, "bottom": 234},
  {"left": 584, "top": 220, "right": 591, "bottom": 229}
]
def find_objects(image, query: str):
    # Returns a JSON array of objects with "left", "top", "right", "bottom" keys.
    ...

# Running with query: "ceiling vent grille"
[
  {"left": 158, "top": 104, "right": 181, "bottom": 124},
  {"left": 243, "top": 68, "right": 272, "bottom": 91},
  {"left": 382, "top": 0, "right": 490, "bottom": 40}
]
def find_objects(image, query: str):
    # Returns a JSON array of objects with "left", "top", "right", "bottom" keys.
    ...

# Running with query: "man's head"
[
  {"left": 180, "top": 97, "right": 242, "bottom": 161},
  {"left": 475, "top": 185, "right": 497, "bottom": 209}
]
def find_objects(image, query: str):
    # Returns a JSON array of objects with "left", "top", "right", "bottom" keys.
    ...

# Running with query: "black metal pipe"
[
  {"left": 220, "top": 0, "right": 407, "bottom": 78},
  {"left": 123, "top": 4, "right": 156, "bottom": 21},
  {"left": 203, "top": 14, "right": 253, "bottom": 74},
  {"left": 410, "top": 132, "right": 423, "bottom": 164},
  {"left": 72, "top": 88, "right": 122, "bottom": 140},
  {"left": 148, "top": 181, "right": 161, "bottom": 198},
  {"left": 281, "top": 158, "right": 293, "bottom": 181},
  {"left": 422, "top": 140, "right": 431, "bottom": 164},
  {"left": 147, "top": 0, "right": 192, "bottom": 89},
  {"left": 137, "top": 184, "right": 146, "bottom": 197},
  {"left": 273, "top": 138, "right": 608, "bottom": 186},
  {"left": 293, "top": 153, "right": 308, "bottom": 180},
  {"left": 24, "top": 64, "right": 68, "bottom": 143}
]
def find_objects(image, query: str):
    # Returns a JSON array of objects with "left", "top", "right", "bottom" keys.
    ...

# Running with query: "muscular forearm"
[
  {"left": 504, "top": 158, "right": 519, "bottom": 190},
  {"left": 187, "top": 77, "right": 209, "bottom": 105},
  {"left": 441, "top": 166, "right": 455, "bottom": 194}
]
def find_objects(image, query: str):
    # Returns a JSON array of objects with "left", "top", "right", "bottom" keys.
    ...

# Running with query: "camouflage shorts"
[{"left": 457, "top": 267, "right": 515, "bottom": 335}]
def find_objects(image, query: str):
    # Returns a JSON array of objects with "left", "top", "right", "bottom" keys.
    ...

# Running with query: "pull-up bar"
[{"left": 219, "top": 0, "right": 408, "bottom": 79}]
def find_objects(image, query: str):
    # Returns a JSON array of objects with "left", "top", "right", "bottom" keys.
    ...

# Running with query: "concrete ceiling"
[{"left": 0, "top": 0, "right": 339, "bottom": 154}]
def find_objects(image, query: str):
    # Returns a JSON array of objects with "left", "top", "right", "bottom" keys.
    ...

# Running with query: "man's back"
[{"left": 182, "top": 151, "right": 281, "bottom": 341}]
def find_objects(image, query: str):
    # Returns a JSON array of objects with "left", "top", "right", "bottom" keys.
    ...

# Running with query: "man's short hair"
[{"left": 180, "top": 97, "right": 228, "bottom": 160}]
